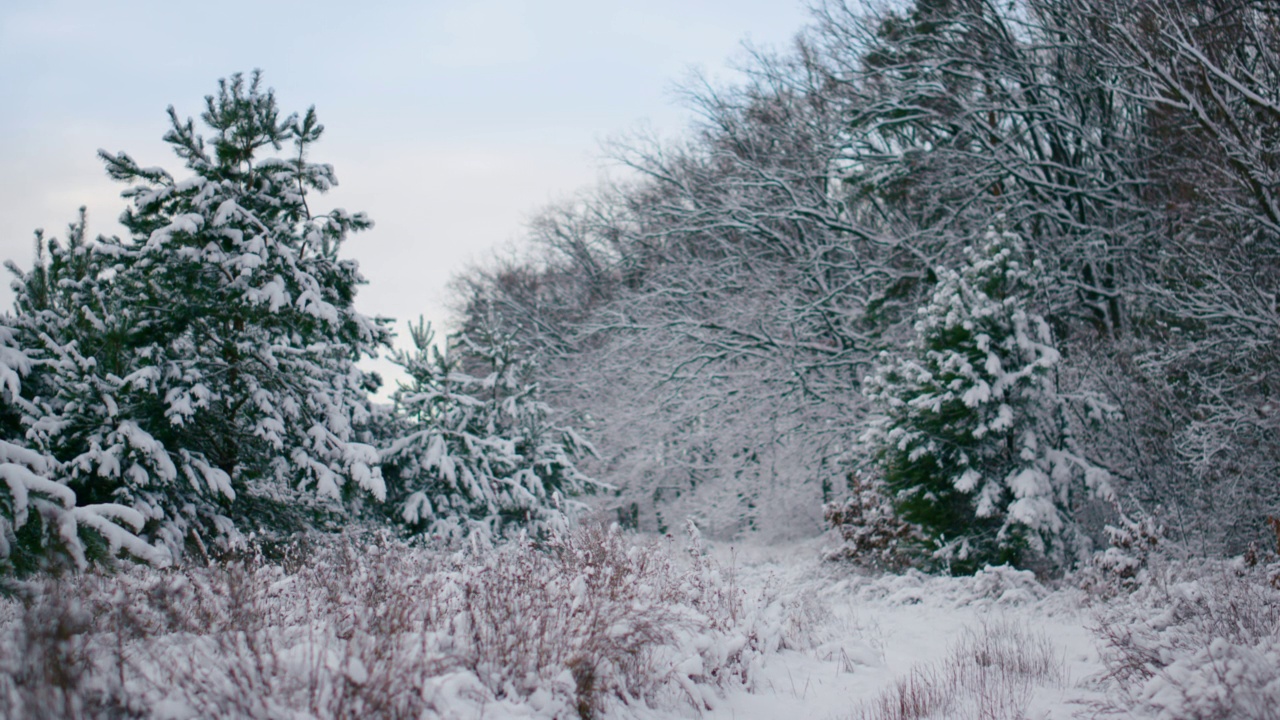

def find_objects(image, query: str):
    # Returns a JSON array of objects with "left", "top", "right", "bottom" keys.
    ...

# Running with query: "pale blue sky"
[{"left": 1, "top": 0, "right": 811, "bottom": 384}]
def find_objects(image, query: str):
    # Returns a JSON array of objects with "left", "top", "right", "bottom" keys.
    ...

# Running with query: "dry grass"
[{"left": 848, "top": 619, "right": 1065, "bottom": 720}]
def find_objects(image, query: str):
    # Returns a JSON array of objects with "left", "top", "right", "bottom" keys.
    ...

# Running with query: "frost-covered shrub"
[
  {"left": 447, "top": 523, "right": 745, "bottom": 716},
  {"left": 0, "top": 580, "right": 98, "bottom": 720},
  {"left": 383, "top": 317, "right": 598, "bottom": 540},
  {"left": 1, "top": 539, "right": 433, "bottom": 719},
  {"left": 1093, "top": 559, "right": 1280, "bottom": 719},
  {"left": 862, "top": 225, "right": 1113, "bottom": 573}
]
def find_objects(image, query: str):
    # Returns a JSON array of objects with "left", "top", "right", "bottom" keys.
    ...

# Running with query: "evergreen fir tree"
[
  {"left": 862, "top": 224, "right": 1113, "bottom": 573},
  {"left": 383, "top": 317, "right": 596, "bottom": 541},
  {"left": 8, "top": 73, "right": 390, "bottom": 556}
]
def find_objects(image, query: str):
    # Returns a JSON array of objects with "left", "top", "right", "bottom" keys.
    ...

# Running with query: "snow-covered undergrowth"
[
  {"left": 4, "top": 524, "right": 1277, "bottom": 720},
  {"left": 1090, "top": 557, "right": 1280, "bottom": 719},
  {"left": 0, "top": 525, "right": 827, "bottom": 719}
]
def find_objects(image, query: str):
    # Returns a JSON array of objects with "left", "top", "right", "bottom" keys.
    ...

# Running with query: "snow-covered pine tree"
[
  {"left": 862, "top": 224, "right": 1113, "bottom": 573},
  {"left": 7, "top": 212, "right": 203, "bottom": 559},
  {"left": 8, "top": 73, "right": 390, "bottom": 556},
  {"left": 383, "top": 317, "right": 597, "bottom": 541}
]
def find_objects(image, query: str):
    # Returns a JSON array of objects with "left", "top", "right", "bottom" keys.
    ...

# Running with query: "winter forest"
[{"left": 4, "top": 0, "right": 1280, "bottom": 717}]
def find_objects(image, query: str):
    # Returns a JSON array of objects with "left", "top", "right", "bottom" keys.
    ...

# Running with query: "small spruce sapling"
[{"left": 862, "top": 224, "right": 1113, "bottom": 573}]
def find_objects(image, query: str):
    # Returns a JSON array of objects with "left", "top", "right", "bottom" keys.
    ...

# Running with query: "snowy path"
[{"left": 651, "top": 539, "right": 1109, "bottom": 720}]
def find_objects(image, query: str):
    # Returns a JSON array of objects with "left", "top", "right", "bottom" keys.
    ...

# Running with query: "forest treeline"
[
  {"left": 3, "top": 0, "right": 1278, "bottom": 576},
  {"left": 451, "top": 0, "right": 1280, "bottom": 567}
]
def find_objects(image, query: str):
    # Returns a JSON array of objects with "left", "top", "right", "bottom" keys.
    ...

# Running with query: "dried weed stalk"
[{"left": 849, "top": 619, "right": 1064, "bottom": 720}]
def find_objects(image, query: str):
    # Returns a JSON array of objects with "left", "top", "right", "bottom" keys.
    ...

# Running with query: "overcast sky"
[{"left": 0, "top": 0, "right": 811, "bottom": 388}]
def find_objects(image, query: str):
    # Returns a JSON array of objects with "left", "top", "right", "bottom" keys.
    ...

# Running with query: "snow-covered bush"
[
  {"left": 6, "top": 73, "right": 389, "bottom": 557},
  {"left": 1082, "top": 511, "right": 1164, "bottom": 597},
  {"left": 383, "top": 316, "right": 597, "bottom": 540},
  {"left": 861, "top": 225, "right": 1113, "bottom": 573},
  {"left": 1093, "top": 559, "right": 1280, "bottom": 719}
]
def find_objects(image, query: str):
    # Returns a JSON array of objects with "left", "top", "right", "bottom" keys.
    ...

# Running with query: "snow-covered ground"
[{"left": 645, "top": 537, "right": 1106, "bottom": 720}]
